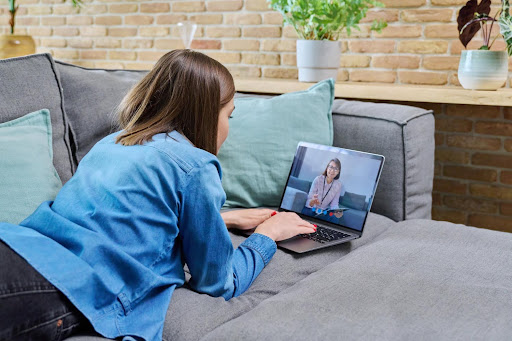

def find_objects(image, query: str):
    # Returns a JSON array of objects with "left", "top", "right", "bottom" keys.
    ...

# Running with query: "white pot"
[
  {"left": 296, "top": 40, "right": 341, "bottom": 82},
  {"left": 458, "top": 50, "right": 508, "bottom": 90}
]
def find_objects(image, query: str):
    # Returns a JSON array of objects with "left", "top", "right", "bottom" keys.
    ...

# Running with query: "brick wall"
[
  {"left": 1, "top": 0, "right": 508, "bottom": 82},
  {"left": 1, "top": 0, "right": 511, "bottom": 232}
]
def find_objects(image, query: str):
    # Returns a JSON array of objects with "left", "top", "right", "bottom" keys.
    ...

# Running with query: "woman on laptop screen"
[{"left": 303, "top": 158, "right": 344, "bottom": 221}]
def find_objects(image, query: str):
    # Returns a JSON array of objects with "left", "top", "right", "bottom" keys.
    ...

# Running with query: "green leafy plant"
[
  {"left": 268, "top": 0, "right": 387, "bottom": 40},
  {"left": 457, "top": 0, "right": 512, "bottom": 55},
  {"left": 7, "top": 0, "right": 83, "bottom": 35}
]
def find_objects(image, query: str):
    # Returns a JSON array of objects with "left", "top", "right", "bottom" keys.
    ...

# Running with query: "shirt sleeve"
[{"left": 178, "top": 160, "right": 277, "bottom": 300}]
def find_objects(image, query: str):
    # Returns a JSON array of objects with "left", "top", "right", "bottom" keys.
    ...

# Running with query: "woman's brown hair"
[
  {"left": 115, "top": 49, "right": 235, "bottom": 155},
  {"left": 322, "top": 158, "right": 341, "bottom": 180}
]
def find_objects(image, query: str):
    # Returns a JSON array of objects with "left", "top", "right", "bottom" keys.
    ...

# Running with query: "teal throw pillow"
[
  {"left": 0, "top": 109, "right": 62, "bottom": 224},
  {"left": 218, "top": 79, "right": 335, "bottom": 208}
]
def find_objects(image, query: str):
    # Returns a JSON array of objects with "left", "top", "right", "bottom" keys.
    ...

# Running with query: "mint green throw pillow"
[
  {"left": 0, "top": 109, "right": 62, "bottom": 224},
  {"left": 218, "top": 79, "right": 335, "bottom": 208}
]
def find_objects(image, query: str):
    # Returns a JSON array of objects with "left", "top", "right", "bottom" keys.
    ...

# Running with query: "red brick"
[
  {"left": 435, "top": 132, "right": 445, "bottom": 146},
  {"left": 468, "top": 214, "right": 512, "bottom": 233},
  {"left": 435, "top": 117, "right": 472, "bottom": 132},
  {"left": 349, "top": 70, "right": 396, "bottom": 83},
  {"left": 446, "top": 104, "right": 501, "bottom": 119},
  {"left": 190, "top": 40, "right": 221, "bottom": 50},
  {"left": 501, "top": 203, "right": 512, "bottom": 216},
  {"left": 502, "top": 171, "right": 512, "bottom": 184},
  {"left": 470, "top": 184, "right": 512, "bottom": 200},
  {"left": 504, "top": 107, "right": 512, "bottom": 120},
  {"left": 506, "top": 139, "right": 512, "bottom": 152},
  {"left": 446, "top": 135, "right": 501, "bottom": 150},
  {"left": 433, "top": 178, "right": 467, "bottom": 194},
  {"left": 435, "top": 148, "right": 469, "bottom": 163},
  {"left": 348, "top": 40, "right": 395, "bottom": 53},
  {"left": 475, "top": 121, "right": 512, "bottom": 136},
  {"left": 443, "top": 195, "right": 498, "bottom": 213},
  {"left": 432, "top": 207, "right": 467, "bottom": 224},
  {"left": 472, "top": 153, "right": 512, "bottom": 169},
  {"left": 444, "top": 165, "right": 497, "bottom": 182},
  {"left": 432, "top": 193, "right": 442, "bottom": 205}
]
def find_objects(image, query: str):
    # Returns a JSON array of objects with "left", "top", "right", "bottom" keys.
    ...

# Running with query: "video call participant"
[{"left": 302, "top": 158, "right": 344, "bottom": 221}]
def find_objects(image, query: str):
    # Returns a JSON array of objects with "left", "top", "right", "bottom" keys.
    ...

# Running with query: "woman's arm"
[
  {"left": 306, "top": 176, "right": 320, "bottom": 208},
  {"left": 179, "top": 161, "right": 276, "bottom": 300}
]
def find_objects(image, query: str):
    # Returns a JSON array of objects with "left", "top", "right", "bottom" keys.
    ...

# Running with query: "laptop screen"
[{"left": 279, "top": 142, "right": 384, "bottom": 233}]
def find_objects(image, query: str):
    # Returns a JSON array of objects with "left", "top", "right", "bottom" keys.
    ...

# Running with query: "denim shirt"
[{"left": 0, "top": 130, "right": 277, "bottom": 341}]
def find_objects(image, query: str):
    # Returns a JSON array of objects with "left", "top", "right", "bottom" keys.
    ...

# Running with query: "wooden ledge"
[{"left": 234, "top": 78, "right": 512, "bottom": 107}]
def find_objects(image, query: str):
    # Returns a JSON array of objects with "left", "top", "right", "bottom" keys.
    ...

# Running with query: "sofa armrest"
[{"left": 331, "top": 99, "right": 434, "bottom": 222}]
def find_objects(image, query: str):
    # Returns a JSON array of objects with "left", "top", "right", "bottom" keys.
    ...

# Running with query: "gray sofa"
[{"left": 1, "top": 53, "right": 511, "bottom": 341}]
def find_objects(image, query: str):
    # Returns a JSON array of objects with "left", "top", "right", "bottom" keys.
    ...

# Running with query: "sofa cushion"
[
  {"left": 202, "top": 220, "right": 512, "bottom": 340},
  {"left": 54, "top": 61, "right": 147, "bottom": 164},
  {"left": 331, "top": 100, "right": 434, "bottom": 221},
  {"left": 218, "top": 79, "right": 334, "bottom": 208},
  {"left": 0, "top": 109, "right": 62, "bottom": 224},
  {"left": 0, "top": 53, "right": 74, "bottom": 182}
]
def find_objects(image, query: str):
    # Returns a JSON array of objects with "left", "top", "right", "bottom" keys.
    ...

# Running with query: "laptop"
[{"left": 269, "top": 142, "right": 384, "bottom": 253}]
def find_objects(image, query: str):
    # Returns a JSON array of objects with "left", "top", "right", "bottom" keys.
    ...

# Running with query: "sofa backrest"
[
  {"left": 0, "top": 53, "right": 75, "bottom": 183},
  {"left": 55, "top": 61, "right": 147, "bottom": 165}
]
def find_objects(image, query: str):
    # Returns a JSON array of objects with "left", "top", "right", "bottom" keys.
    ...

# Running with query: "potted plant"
[
  {"left": 0, "top": 0, "right": 82, "bottom": 59},
  {"left": 268, "top": 0, "right": 387, "bottom": 82},
  {"left": 457, "top": 0, "right": 512, "bottom": 90}
]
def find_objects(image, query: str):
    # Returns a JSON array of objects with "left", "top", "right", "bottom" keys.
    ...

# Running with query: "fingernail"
[
  {"left": 313, "top": 224, "right": 317, "bottom": 227},
  {"left": 271, "top": 211, "right": 277, "bottom": 217}
]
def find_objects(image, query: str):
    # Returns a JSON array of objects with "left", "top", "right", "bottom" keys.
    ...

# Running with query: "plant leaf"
[{"left": 457, "top": 0, "right": 491, "bottom": 47}]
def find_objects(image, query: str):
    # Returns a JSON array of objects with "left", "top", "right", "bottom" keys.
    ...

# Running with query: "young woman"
[
  {"left": 304, "top": 159, "right": 344, "bottom": 219},
  {"left": 0, "top": 50, "right": 316, "bottom": 341}
]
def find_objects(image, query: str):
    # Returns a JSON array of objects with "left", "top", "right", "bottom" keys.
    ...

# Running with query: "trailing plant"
[
  {"left": 457, "top": 0, "right": 512, "bottom": 55},
  {"left": 6, "top": 0, "right": 83, "bottom": 35},
  {"left": 268, "top": 0, "right": 387, "bottom": 40}
]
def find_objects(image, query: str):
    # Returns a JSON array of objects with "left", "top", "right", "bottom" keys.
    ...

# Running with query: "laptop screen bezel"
[{"left": 277, "top": 141, "right": 385, "bottom": 236}]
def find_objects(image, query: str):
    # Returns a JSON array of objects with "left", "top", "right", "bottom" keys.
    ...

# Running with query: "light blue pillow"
[
  {"left": 218, "top": 79, "right": 334, "bottom": 208},
  {"left": 0, "top": 109, "right": 62, "bottom": 224}
]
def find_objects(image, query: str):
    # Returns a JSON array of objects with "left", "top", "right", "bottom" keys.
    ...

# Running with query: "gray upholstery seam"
[
  {"left": 47, "top": 53, "right": 77, "bottom": 174},
  {"left": 55, "top": 59, "right": 147, "bottom": 73},
  {"left": 331, "top": 109, "right": 434, "bottom": 126},
  {"left": 402, "top": 123, "right": 407, "bottom": 221}
]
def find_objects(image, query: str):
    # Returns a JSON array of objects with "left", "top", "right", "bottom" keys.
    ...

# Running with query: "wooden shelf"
[{"left": 234, "top": 78, "right": 512, "bottom": 107}]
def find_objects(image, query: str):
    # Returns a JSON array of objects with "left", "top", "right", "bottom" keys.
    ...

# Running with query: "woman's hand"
[
  {"left": 221, "top": 208, "right": 275, "bottom": 230},
  {"left": 309, "top": 194, "right": 320, "bottom": 207},
  {"left": 254, "top": 212, "right": 317, "bottom": 242}
]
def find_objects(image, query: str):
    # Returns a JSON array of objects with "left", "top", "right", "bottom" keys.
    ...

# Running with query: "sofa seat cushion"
[
  {"left": 202, "top": 220, "right": 512, "bottom": 340},
  {"left": 0, "top": 54, "right": 74, "bottom": 182},
  {"left": 64, "top": 212, "right": 394, "bottom": 341},
  {"left": 55, "top": 61, "right": 147, "bottom": 164}
]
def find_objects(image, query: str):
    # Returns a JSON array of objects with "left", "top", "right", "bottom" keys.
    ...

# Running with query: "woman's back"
[{"left": 0, "top": 130, "right": 222, "bottom": 340}]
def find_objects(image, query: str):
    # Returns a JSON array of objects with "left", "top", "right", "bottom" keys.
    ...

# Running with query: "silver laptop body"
[{"left": 275, "top": 142, "right": 385, "bottom": 253}]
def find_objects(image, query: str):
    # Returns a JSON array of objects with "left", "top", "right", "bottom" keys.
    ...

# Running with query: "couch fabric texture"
[{"left": 1, "top": 53, "right": 510, "bottom": 341}]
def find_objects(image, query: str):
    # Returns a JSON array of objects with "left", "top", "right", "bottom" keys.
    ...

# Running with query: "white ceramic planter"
[
  {"left": 458, "top": 50, "right": 508, "bottom": 90},
  {"left": 296, "top": 40, "right": 341, "bottom": 82}
]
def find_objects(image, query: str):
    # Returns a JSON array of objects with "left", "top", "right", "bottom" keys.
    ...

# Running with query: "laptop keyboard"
[{"left": 300, "top": 226, "right": 351, "bottom": 244}]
